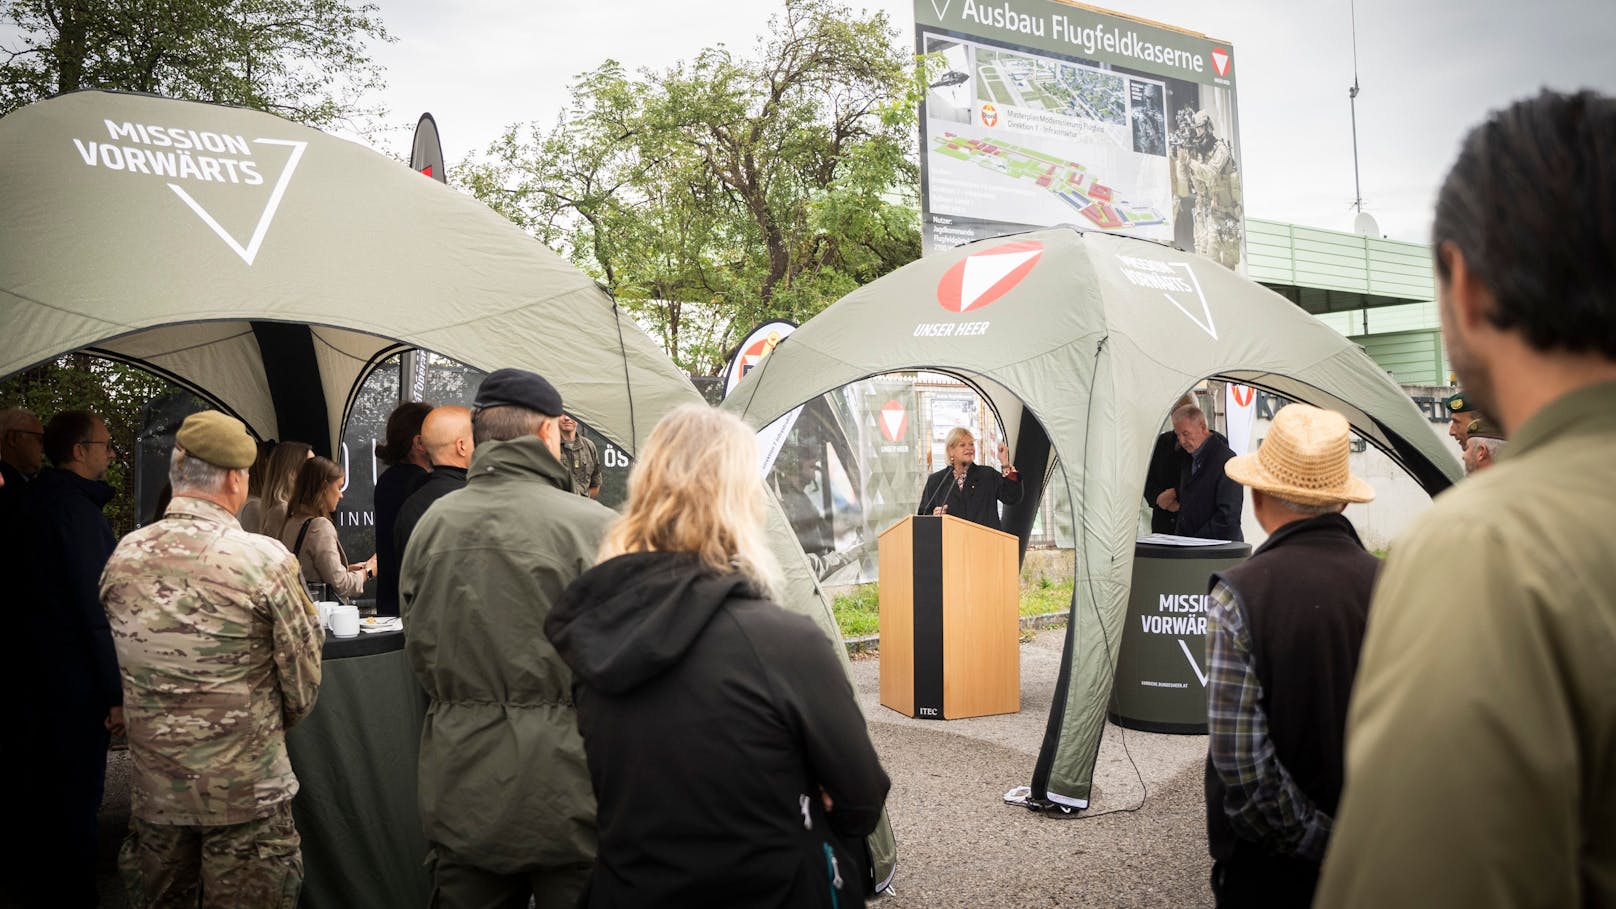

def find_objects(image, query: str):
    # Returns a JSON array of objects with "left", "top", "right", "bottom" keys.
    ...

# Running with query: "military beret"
[
  {"left": 175, "top": 411, "right": 257, "bottom": 469},
  {"left": 1445, "top": 391, "right": 1474, "bottom": 414},
  {"left": 473, "top": 368, "right": 563, "bottom": 417},
  {"left": 1466, "top": 417, "right": 1505, "bottom": 441}
]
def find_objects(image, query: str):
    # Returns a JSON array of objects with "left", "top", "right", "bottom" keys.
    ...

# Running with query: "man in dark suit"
[
  {"left": 1171, "top": 404, "right": 1243, "bottom": 541},
  {"left": 918, "top": 427, "right": 1022, "bottom": 531}
]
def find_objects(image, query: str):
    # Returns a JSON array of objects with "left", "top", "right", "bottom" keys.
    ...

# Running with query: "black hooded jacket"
[{"left": 547, "top": 551, "right": 890, "bottom": 908}]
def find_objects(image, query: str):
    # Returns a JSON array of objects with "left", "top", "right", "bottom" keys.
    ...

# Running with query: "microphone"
[{"left": 919, "top": 470, "right": 953, "bottom": 515}]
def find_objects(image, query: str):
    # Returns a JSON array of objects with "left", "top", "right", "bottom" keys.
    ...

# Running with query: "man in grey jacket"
[{"left": 400, "top": 368, "right": 617, "bottom": 909}]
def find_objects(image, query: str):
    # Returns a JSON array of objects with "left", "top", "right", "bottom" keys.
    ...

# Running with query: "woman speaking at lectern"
[{"left": 918, "top": 427, "right": 1022, "bottom": 531}]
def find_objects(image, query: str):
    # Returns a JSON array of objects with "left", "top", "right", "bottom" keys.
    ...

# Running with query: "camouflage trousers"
[{"left": 120, "top": 801, "right": 302, "bottom": 909}]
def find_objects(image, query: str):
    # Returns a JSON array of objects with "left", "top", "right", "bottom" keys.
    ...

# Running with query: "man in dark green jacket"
[{"left": 400, "top": 369, "right": 617, "bottom": 908}]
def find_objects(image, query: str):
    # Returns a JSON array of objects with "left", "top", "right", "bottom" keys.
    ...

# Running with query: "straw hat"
[{"left": 1224, "top": 404, "right": 1374, "bottom": 506}]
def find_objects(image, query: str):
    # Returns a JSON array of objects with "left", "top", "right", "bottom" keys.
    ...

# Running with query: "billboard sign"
[{"left": 917, "top": 0, "right": 1245, "bottom": 272}]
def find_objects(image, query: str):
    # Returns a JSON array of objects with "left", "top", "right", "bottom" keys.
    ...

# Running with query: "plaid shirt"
[{"left": 1206, "top": 579, "right": 1332, "bottom": 862}]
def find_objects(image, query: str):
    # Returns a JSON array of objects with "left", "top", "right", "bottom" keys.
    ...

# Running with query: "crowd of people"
[
  {"left": 1, "top": 364, "right": 888, "bottom": 907},
  {"left": 0, "top": 88, "right": 1610, "bottom": 909}
]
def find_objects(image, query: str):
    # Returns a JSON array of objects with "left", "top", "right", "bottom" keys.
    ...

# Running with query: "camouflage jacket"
[{"left": 101, "top": 495, "right": 323, "bottom": 825}]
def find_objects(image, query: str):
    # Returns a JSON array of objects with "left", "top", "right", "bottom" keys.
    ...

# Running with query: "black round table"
[
  {"left": 1109, "top": 539, "right": 1252, "bottom": 734},
  {"left": 286, "top": 627, "right": 432, "bottom": 908}
]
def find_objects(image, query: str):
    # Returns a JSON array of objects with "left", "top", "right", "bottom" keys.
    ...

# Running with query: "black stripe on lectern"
[{"left": 912, "top": 517, "right": 944, "bottom": 719}]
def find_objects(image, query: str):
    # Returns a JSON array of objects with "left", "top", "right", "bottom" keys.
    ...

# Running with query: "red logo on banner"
[
  {"left": 879, "top": 401, "right": 908, "bottom": 443},
  {"left": 1210, "top": 47, "right": 1231, "bottom": 77},
  {"left": 736, "top": 333, "right": 783, "bottom": 382},
  {"left": 936, "top": 240, "right": 1044, "bottom": 313},
  {"left": 419, "top": 165, "right": 435, "bottom": 177},
  {"left": 980, "top": 103, "right": 998, "bottom": 127},
  {"left": 1232, "top": 385, "right": 1255, "bottom": 407}
]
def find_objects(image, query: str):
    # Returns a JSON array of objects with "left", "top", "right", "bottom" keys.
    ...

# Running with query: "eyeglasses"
[
  {"left": 7, "top": 430, "right": 42, "bottom": 442},
  {"left": 79, "top": 439, "right": 118, "bottom": 454}
]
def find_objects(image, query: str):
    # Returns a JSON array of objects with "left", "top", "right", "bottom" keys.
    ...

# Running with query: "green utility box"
[{"left": 1109, "top": 539, "right": 1252, "bottom": 734}]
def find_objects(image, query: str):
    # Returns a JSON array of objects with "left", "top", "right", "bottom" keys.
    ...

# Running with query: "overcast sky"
[{"left": 367, "top": 0, "right": 1615, "bottom": 243}]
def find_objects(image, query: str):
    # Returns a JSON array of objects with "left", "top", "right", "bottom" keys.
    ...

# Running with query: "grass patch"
[{"left": 831, "top": 580, "right": 1074, "bottom": 639}]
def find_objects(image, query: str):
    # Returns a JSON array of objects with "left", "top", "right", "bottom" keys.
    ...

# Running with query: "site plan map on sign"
[
  {"left": 924, "top": 35, "right": 1170, "bottom": 244},
  {"left": 916, "top": 0, "right": 1245, "bottom": 267}
]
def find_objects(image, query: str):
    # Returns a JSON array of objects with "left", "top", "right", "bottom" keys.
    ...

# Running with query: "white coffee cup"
[
  {"left": 317, "top": 601, "right": 339, "bottom": 630},
  {"left": 330, "top": 604, "right": 360, "bottom": 638}
]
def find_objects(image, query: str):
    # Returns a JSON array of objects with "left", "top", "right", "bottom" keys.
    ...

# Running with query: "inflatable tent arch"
[
  {"left": 724, "top": 226, "right": 1461, "bottom": 809},
  {"left": 0, "top": 89, "right": 898, "bottom": 881}
]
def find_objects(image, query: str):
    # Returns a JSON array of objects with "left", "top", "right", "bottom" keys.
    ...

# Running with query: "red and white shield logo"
[
  {"left": 879, "top": 401, "right": 908, "bottom": 443},
  {"left": 936, "top": 240, "right": 1044, "bottom": 313},
  {"left": 1210, "top": 47, "right": 1231, "bottom": 77}
]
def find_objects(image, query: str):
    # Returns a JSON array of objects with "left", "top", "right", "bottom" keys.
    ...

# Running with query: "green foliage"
[
  {"left": 832, "top": 583, "right": 883, "bottom": 638},
  {"left": 0, "top": 0, "right": 394, "bottom": 131},
  {"left": 457, "top": 0, "right": 932, "bottom": 375},
  {"left": 831, "top": 579, "right": 1075, "bottom": 639},
  {"left": 0, "top": 356, "right": 190, "bottom": 536}
]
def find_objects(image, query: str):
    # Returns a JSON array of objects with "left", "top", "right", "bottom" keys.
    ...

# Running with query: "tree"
[
  {"left": 0, "top": 0, "right": 392, "bottom": 130},
  {"left": 458, "top": 0, "right": 931, "bottom": 375}
]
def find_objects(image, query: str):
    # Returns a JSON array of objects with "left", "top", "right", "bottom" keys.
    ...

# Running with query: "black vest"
[{"left": 1204, "top": 513, "right": 1379, "bottom": 862}]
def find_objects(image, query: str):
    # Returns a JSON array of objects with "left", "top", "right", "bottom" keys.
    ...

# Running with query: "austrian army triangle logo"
[
  {"left": 936, "top": 240, "right": 1044, "bottom": 313},
  {"left": 879, "top": 400, "right": 908, "bottom": 443}
]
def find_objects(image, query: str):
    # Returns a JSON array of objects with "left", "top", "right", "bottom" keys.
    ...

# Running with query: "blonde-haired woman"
[
  {"left": 252, "top": 440, "right": 312, "bottom": 535},
  {"left": 547, "top": 404, "right": 889, "bottom": 908},
  {"left": 917, "top": 426, "right": 1023, "bottom": 531}
]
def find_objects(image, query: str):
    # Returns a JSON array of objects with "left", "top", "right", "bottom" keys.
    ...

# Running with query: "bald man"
[{"left": 391, "top": 406, "right": 474, "bottom": 602}]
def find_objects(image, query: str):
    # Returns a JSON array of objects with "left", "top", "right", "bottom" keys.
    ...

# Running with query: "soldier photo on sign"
[{"left": 1171, "top": 106, "right": 1244, "bottom": 270}]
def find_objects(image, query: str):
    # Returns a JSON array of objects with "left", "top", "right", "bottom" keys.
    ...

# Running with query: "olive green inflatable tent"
[
  {"left": 723, "top": 226, "right": 1462, "bottom": 810},
  {"left": 0, "top": 90, "right": 895, "bottom": 901}
]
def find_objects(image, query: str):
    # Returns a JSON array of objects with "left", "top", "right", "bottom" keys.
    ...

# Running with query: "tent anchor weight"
[{"left": 1001, "top": 785, "right": 1081, "bottom": 817}]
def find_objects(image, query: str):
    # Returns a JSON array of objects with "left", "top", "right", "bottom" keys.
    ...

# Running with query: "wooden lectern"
[{"left": 877, "top": 515, "right": 1020, "bottom": 720}]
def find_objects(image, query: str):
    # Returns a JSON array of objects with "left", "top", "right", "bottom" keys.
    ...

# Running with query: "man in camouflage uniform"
[
  {"left": 100, "top": 411, "right": 322, "bottom": 908},
  {"left": 1173, "top": 108, "right": 1243, "bottom": 270}
]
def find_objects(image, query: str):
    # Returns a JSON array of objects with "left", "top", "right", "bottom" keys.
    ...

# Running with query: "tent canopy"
[
  {"left": 0, "top": 89, "right": 695, "bottom": 454},
  {"left": 724, "top": 225, "right": 1460, "bottom": 808}
]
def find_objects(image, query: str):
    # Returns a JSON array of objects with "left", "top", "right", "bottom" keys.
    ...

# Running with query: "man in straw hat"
[
  {"left": 1203, "top": 403, "right": 1377, "bottom": 908},
  {"left": 101, "top": 411, "right": 323, "bottom": 906},
  {"left": 1318, "top": 90, "right": 1616, "bottom": 907}
]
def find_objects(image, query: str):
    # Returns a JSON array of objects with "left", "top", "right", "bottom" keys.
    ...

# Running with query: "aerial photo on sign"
[{"left": 916, "top": 0, "right": 1246, "bottom": 272}]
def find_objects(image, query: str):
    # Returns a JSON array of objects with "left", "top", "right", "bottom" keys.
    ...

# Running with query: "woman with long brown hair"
[
  {"left": 274, "top": 455, "right": 374, "bottom": 602},
  {"left": 547, "top": 404, "right": 889, "bottom": 907}
]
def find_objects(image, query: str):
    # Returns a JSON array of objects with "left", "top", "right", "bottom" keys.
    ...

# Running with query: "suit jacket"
[
  {"left": 918, "top": 463, "right": 1023, "bottom": 532},
  {"left": 1176, "top": 431, "right": 1243, "bottom": 541},
  {"left": 1143, "top": 430, "right": 1188, "bottom": 534}
]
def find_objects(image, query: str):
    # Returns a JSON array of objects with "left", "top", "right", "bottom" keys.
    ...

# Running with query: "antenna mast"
[{"left": 1348, "top": 0, "right": 1364, "bottom": 213}]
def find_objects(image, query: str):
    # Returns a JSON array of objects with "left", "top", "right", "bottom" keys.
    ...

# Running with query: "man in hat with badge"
[
  {"left": 1444, "top": 389, "right": 1479, "bottom": 452},
  {"left": 1461, "top": 417, "right": 1506, "bottom": 475},
  {"left": 101, "top": 410, "right": 323, "bottom": 906},
  {"left": 401, "top": 368, "right": 617, "bottom": 906},
  {"left": 1203, "top": 403, "right": 1378, "bottom": 908}
]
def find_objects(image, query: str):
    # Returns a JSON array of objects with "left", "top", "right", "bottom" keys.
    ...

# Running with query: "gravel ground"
[
  {"left": 89, "top": 627, "right": 1212, "bottom": 908},
  {"left": 850, "top": 628, "right": 1214, "bottom": 908}
]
